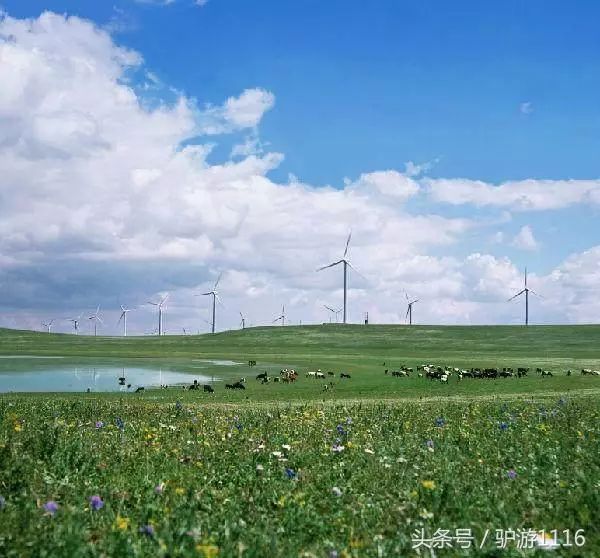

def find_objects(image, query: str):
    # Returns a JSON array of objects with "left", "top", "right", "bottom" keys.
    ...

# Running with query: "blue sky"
[
  {"left": 0, "top": 2, "right": 598, "bottom": 331},
  {"left": 6, "top": 0, "right": 600, "bottom": 185}
]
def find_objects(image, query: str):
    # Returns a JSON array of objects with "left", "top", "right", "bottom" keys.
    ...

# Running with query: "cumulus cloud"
[
  {"left": 512, "top": 225, "right": 539, "bottom": 251},
  {"left": 198, "top": 88, "right": 275, "bottom": 135},
  {"left": 0, "top": 10, "right": 597, "bottom": 333}
]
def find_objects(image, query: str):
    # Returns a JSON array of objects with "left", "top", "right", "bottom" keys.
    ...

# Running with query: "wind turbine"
[
  {"left": 508, "top": 267, "right": 541, "bottom": 326},
  {"left": 42, "top": 319, "right": 54, "bottom": 333},
  {"left": 405, "top": 293, "right": 419, "bottom": 325},
  {"left": 273, "top": 305, "right": 286, "bottom": 326},
  {"left": 88, "top": 307, "right": 103, "bottom": 336},
  {"left": 317, "top": 231, "right": 361, "bottom": 324},
  {"left": 147, "top": 295, "right": 168, "bottom": 336},
  {"left": 197, "top": 274, "right": 223, "bottom": 334},
  {"left": 239, "top": 312, "right": 246, "bottom": 329},
  {"left": 68, "top": 314, "right": 82, "bottom": 335},
  {"left": 117, "top": 305, "right": 133, "bottom": 337},
  {"left": 324, "top": 304, "right": 343, "bottom": 323}
]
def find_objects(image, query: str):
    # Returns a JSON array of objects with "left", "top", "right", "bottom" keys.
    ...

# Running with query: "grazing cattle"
[
  {"left": 135, "top": 387, "right": 145, "bottom": 393},
  {"left": 327, "top": 371, "right": 335, "bottom": 376},
  {"left": 581, "top": 369, "right": 592, "bottom": 376},
  {"left": 306, "top": 371, "right": 316, "bottom": 378},
  {"left": 256, "top": 372, "right": 268, "bottom": 381},
  {"left": 248, "top": 360, "right": 257, "bottom": 367},
  {"left": 391, "top": 370, "right": 409, "bottom": 377},
  {"left": 203, "top": 385, "right": 214, "bottom": 393},
  {"left": 316, "top": 372, "right": 325, "bottom": 379},
  {"left": 541, "top": 370, "right": 553, "bottom": 377},
  {"left": 226, "top": 381, "right": 246, "bottom": 390},
  {"left": 384, "top": 369, "right": 389, "bottom": 375},
  {"left": 567, "top": 370, "right": 572, "bottom": 376},
  {"left": 273, "top": 377, "right": 281, "bottom": 383},
  {"left": 238, "top": 378, "right": 246, "bottom": 384},
  {"left": 340, "top": 373, "right": 351, "bottom": 379},
  {"left": 440, "top": 374, "right": 448, "bottom": 383},
  {"left": 593, "top": 370, "right": 600, "bottom": 376}
]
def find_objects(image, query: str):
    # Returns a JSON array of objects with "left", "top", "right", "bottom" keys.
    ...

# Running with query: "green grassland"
[{"left": 0, "top": 325, "right": 599, "bottom": 556}]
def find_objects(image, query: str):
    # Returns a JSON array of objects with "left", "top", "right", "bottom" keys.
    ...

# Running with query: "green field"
[{"left": 0, "top": 325, "right": 599, "bottom": 556}]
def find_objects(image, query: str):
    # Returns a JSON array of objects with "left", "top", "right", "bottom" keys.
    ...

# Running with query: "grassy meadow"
[{"left": 0, "top": 325, "right": 599, "bottom": 556}]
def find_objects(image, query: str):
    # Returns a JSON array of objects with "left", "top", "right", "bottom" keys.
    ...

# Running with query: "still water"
[{"left": 0, "top": 357, "right": 218, "bottom": 392}]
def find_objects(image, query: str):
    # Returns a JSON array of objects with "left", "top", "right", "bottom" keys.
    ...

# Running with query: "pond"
[{"left": 0, "top": 356, "right": 218, "bottom": 393}]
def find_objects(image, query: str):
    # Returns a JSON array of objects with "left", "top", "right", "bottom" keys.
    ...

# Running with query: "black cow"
[
  {"left": 203, "top": 385, "right": 214, "bottom": 393},
  {"left": 135, "top": 387, "right": 145, "bottom": 393},
  {"left": 340, "top": 373, "right": 351, "bottom": 379},
  {"left": 256, "top": 372, "right": 268, "bottom": 381}
]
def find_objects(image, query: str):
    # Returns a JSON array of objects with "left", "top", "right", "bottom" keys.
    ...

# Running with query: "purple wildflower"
[
  {"left": 336, "top": 424, "right": 346, "bottom": 436},
  {"left": 95, "top": 421, "right": 104, "bottom": 429},
  {"left": 115, "top": 417, "right": 124, "bottom": 430},
  {"left": 435, "top": 417, "right": 445, "bottom": 427},
  {"left": 89, "top": 495, "right": 104, "bottom": 511},
  {"left": 175, "top": 401, "right": 183, "bottom": 411},
  {"left": 154, "top": 483, "right": 165, "bottom": 495},
  {"left": 426, "top": 439, "right": 435, "bottom": 449},
  {"left": 139, "top": 524, "right": 155, "bottom": 537},
  {"left": 499, "top": 422, "right": 509, "bottom": 431},
  {"left": 43, "top": 501, "right": 59, "bottom": 515},
  {"left": 506, "top": 469, "right": 517, "bottom": 480}
]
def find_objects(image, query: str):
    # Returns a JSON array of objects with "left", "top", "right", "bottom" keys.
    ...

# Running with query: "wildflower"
[
  {"left": 346, "top": 417, "right": 353, "bottom": 424},
  {"left": 426, "top": 439, "right": 434, "bottom": 449},
  {"left": 256, "top": 464, "right": 264, "bottom": 474},
  {"left": 336, "top": 424, "right": 346, "bottom": 436},
  {"left": 154, "top": 483, "right": 165, "bottom": 494},
  {"left": 0, "top": 495, "right": 5, "bottom": 510},
  {"left": 558, "top": 397, "right": 566, "bottom": 406},
  {"left": 115, "top": 417, "right": 125, "bottom": 430},
  {"left": 43, "top": 501, "right": 59, "bottom": 515},
  {"left": 89, "top": 495, "right": 104, "bottom": 511},
  {"left": 115, "top": 515, "right": 130, "bottom": 530},
  {"left": 281, "top": 444, "right": 291, "bottom": 451},
  {"left": 506, "top": 469, "right": 517, "bottom": 479},
  {"left": 331, "top": 486, "right": 342, "bottom": 497},
  {"left": 175, "top": 401, "right": 183, "bottom": 410},
  {"left": 139, "top": 524, "right": 155, "bottom": 537},
  {"left": 435, "top": 417, "right": 445, "bottom": 427},
  {"left": 271, "top": 451, "right": 283, "bottom": 458},
  {"left": 14, "top": 423, "right": 22, "bottom": 432},
  {"left": 95, "top": 421, "right": 104, "bottom": 429},
  {"left": 175, "top": 487, "right": 185, "bottom": 496},
  {"left": 499, "top": 422, "right": 509, "bottom": 431},
  {"left": 421, "top": 480, "right": 436, "bottom": 490},
  {"left": 331, "top": 444, "right": 345, "bottom": 453},
  {"left": 364, "top": 448, "right": 374, "bottom": 454},
  {"left": 285, "top": 467, "right": 296, "bottom": 479},
  {"left": 196, "top": 544, "right": 220, "bottom": 557}
]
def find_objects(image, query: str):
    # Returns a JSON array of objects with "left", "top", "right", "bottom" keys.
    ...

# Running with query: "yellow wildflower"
[
  {"left": 421, "top": 480, "right": 436, "bottom": 490},
  {"left": 175, "top": 487, "right": 185, "bottom": 496},
  {"left": 14, "top": 423, "right": 23, "bottom": 432},
  {"left": 196, "top": 544, "right": 219, "bottom": 557},
  {"left": 115, "top": 515, "right": 130, "bottom": 531}
]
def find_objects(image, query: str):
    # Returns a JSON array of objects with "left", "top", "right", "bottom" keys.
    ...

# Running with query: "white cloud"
[
  {"left": 198, "top": 88, "right": 275, "bottom": 135},
  {"left": 520, "top": 101, "right": 533, "bottom": 115},
  {"left": 426, "top": 178, "right": 600, "bottom": 211},
  {"left": 0, "top": 10, "right": 597, "bottom": 333},
  {"left": 512, "top": 225, "right": 539, "bottom": 251}
]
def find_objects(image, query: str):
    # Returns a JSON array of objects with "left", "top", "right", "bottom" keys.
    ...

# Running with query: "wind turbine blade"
[
  {"left": 405, "top": 307, "right": 410, "bottom": 319},
  {"left": 147, "top": 301, "right": 158, "bottom": 306},
  {"left": 120, "top": 304, "right": 126, "bottom": 312},
  {"left": 405, "top": 292, "right": 409, "bottom": 301},
  {"left": 216, "top": 294, "right": 225, "bottom": 307},
  {"left": 324, "top": 305, "right": 335, "bottom": 312},
  {"left": 161, "top": 293, "right": 170, "bottom": 306},
  {"left": 507, "top": 289, "right": 526, "bottom": 302},
  {"left": 343, "top": 231, "right": 352, "bottom": 258},
  {"left": 214, "top": 273, "right": 222, "bottom": 290},
  {"left": 412, "top": 299, "right": 419, "bottom": 304},
  {"left": 96, "top": 315, "right": 104, "bottom": 324},
  {"left": 347, "top": 261, "right": 368, "bottom": 281},
  {"left": 525, "top": 267, "right": 528, "bottom": 288},
  {"left": 117, "top": 312, "right": 125, "bottom": 325},
  {"left": 529, "top": 289, "right": 543, "bottom": 298},
  {"left": 316, "top": 260, "right": 343, "bottom": 271}
]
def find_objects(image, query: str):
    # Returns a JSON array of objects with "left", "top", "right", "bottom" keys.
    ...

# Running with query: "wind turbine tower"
[
  {"left": 405, "top": 293, "right": 419, "bottom": 325},
  {"left": 273, "top": 305, "right": 286, "bottom": 326},
  {"left": 148, "top": 295, "right": 168, "bottom": 336},
  {"left": 42, "top": 319, "right": 54, "bottom": 333},
  {"left": 88, "top": 307, "right": 103, "bottom": 336},
  {"left": 68, "top": 315, "right": 81, "bottom": 335},
  {"left": 198, "top": 275, "right": 222, "bottom": 334},
  {"left": 508, "top": 268, "right": 541, "bottom": 326},
  {"left": 317, "top": 232, "right": 360, "bottom": 324},
  {"left": 118, "top": 305, "right": 133, "bottom": 337}
]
